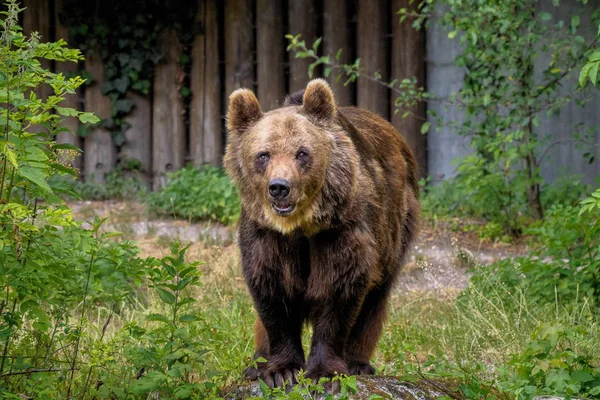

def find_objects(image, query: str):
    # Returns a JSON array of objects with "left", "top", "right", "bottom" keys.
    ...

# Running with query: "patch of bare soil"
[{"left": 69, "top": 201, "right": 529, "bottom": 294}]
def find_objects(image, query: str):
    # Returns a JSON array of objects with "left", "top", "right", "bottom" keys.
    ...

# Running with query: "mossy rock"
[{"left": 224, "top": 375, "right": 455, "bottom": 399}]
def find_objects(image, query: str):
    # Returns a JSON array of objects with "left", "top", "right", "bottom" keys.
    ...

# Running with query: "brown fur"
[{"left": 224, "top": 79, "right": 420, "bottom": 387}]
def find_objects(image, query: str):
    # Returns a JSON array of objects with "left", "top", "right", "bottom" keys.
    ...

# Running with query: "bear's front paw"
[
  {"left": 246, "top": 359, "right": 305, "bottom": 388},
  {"left": 306, "top": 356, "right": 349, "bottom": 381},
  {"left": 348, "top": 360, "right": 376, "bottom": 375}
]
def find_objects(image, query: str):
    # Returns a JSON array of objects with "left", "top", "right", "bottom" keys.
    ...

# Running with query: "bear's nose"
[{"left": 268, "top": 178, "right": 291, "bottom": 200}]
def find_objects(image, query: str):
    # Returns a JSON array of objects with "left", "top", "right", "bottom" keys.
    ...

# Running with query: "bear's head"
[{"left": 224, "top": 79, "right": 358, "bottom": 234}]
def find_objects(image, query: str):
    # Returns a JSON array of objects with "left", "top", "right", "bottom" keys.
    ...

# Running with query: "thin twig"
[
  {"left": 81, "top": 312, "right": 113, "bottom": 399},
  {"left": 0, "top": 368, "right": 71, "bottom": 378},
  {"left": 66, "top": 250, "right": 96, "bottom": 398}
]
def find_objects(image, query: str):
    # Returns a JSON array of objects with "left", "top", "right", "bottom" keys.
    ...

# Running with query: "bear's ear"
[
  {"left": 303, "top": 79, "right": 336, "bottom": 121},
  {"left": 227, "top": 89, "right": 263, "bottom": 134}
]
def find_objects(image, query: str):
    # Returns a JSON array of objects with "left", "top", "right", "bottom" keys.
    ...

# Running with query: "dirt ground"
[{"left": 69, "top": 200, "right": 530, "bottom": 295}]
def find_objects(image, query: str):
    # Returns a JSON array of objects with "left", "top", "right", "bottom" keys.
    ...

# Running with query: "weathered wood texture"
[
  {"left": 224, "top": 0, "right": 254, "bottom": 97},
  {"left": 23, "top": 0, "right": 52, "bottom": 134},
  {"left": 54, "top": 0, "right": 82, "bottom": 170},
  {"left": 152, "top": 30, "right": 186, "bottom": 190},
  {"left": 391, "top": 0, "right": 427, "bottom": 177},
  {"left": 83, "top": 52, "right": 117, "bottom": 183},
  {"left": 122, "top": 92, "right": 152, "bottom": 187},
  {"left": 357, "top": 0, "right": 389, "bottom": 119},
  {"left": 288, "top": 0, "right": 318, "bottom": 92},
  {"left": 323, "top": 0, "right": 353, "bottom": 106},
  {"left": 190, "top": 0, "right": 222, "bottom": 167},
  {"left": 21, "top": 0, "right": 430, "bottom": 185},
  {"left": 256, "top": 0, "right": 286, "bottom": 110}
]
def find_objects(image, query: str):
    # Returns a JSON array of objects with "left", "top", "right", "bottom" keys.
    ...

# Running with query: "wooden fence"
[{"left": 23, "top": 0, "right": 426, "bottom": 189}]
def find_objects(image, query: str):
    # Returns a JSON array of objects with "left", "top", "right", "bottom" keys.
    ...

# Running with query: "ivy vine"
[{"left": 59, "top": 0, "right": 198, "bottom": 150}]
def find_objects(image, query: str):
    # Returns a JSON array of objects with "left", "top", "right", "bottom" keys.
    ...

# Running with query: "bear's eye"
[
  {"left": 257, "top": 152, "right": 270, "bottom": 163},
  {"left": 296, "top": 150, "right": 309, "bottom": 160}
]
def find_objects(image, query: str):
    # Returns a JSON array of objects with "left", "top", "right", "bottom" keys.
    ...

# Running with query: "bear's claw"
[
  {"left": 245, "top": 363, "right": 301, "bottom": 388},
  {"left": 348, "top": 361, "right": 376, "bottom": 376}
]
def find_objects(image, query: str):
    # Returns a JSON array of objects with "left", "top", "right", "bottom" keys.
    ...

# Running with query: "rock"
[{"left": 223, "top": 376, "right": 452, "bottom": 399}]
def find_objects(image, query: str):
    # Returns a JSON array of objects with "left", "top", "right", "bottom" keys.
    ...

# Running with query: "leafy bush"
[
  {"left": 500, "top": 324, "right": 600, "bottom": 399},
  {"left": 74, "top": 160, "right": 147, "bottom": 200},
  {"left": 147, "top": 165, "right": 240, "bottom": 224},
  {"left": 466, "top": 187, "right": 600, "bottom": 306}
]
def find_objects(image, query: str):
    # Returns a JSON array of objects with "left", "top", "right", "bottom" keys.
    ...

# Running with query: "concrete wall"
[{"left": 425, "top": 0, "right": 600, "bottom": 184}]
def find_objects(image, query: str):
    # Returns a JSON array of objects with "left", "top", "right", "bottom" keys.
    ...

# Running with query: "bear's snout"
[{"left": 268, "top": 178, "right": 291, "bottom": 200}]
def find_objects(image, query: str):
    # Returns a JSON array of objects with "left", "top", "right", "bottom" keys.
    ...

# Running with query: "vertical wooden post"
[
  {"left": 83, "top": 52, "right": 117, "bottom": 183},
  {"left": 357, "top": 0, "right": 389, "bottom": 119},
  {"left": 323, "top": 0, "right": 352, "bottom": 106},
  {"left": 256, "top": 0, "right": 286, "bottom": 110},
  {"left": 224, "top": 0, "right": 254, "bottom": 97},
  {"left": 54, "top": 0, "right": 82, "bottom": 170},
  {"left": 391, "top": 0, "right": 427, "bottom": 178},
  {"left": 288, "top": 0, "right": 318, "bottom": 93},
  {"left": 190, "top": 0, "right": 222, "bottom": 167},
  {"left": 152, "top": 30, "right": 186, "bottom": 190},
  {"left": 23, "top": 0, "right": 52, "bottom": 134},
  {"left": 122, "top": 92, "right": 152, "bottom": 188}
]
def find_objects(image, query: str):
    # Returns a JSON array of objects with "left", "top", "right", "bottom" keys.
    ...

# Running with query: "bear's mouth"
[{"left": 272, "top": 202, "right": 296, "bottom": 216}]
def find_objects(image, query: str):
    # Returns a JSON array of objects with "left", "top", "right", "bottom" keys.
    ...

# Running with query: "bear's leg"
[
  {"left": 248, "top": 294, "right": 306, "bottom": 387},
  {"left": 345, "top": 282, "right": 392, "bottom": 375},
  {"left": 306, "top": 227, "right": 374, "bottom": 382}
]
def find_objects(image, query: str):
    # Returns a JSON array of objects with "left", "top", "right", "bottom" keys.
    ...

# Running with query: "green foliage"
[
  {"left": 74, "top": 160, "right": 147, "bottom": 200},
  {"left": 61, "top": 0, "right": 197, "bottom": 147},
  {"left": 467, "top": 187, "right": 600, "bottom": 305},
  {"left": 499, "top": 324, "right": 600, "bottom": 399},
  {"left": 147, "top": 165, "right": 241, "bottom": 224},
  {"left": 253, "top": 373, "right": 358, "bottom": 400},
  {"left": 580, "top": 23, "right": 600, "bottom": 87}
]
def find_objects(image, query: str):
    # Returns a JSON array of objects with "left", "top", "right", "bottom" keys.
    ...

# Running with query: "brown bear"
[{"left": 224, "top": 79, "right": 420, "bottom": 388}]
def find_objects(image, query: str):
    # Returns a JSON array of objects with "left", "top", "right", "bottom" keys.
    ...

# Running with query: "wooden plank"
[
  {"left": 256, "top": 0, "right": 286, "bottom": 110},
  {"left": 54, "top": 0, "right": 82, "bottom": 170},
  {"left": 288, "top": 0, "right": 318, "bottom": 92},
  {"left": 323, "top": 0, "right": 352, "bottom": 106},
  {"left": 23, "top": 0, "right": 52, "bottom": 134},
  {"left": 152, "top": 30, "right": 186, "bottom": 190},
  {"left": 121, "top": 92, "right": 152, "bottom": 188},
  {"left": 224, "top": 0, "right": 254, "bottom": 97},
  {"left": 357, "top": 0, "right": 389, "bottom": 118},
  {"left": 190, "top": 0, "right": 222, "bottom": 167},
  {"left": 391, "top": 0, "right": 427, "bottom": 177},
  {"left": 83, "top": 52, "right": 116, "bottom": 183}
]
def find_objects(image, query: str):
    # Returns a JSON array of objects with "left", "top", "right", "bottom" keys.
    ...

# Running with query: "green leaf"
[
  {"left": 579, "top": 62, "right": 594, "bottom": 87},
  {"left": 52, "top": 143, "right": 82, "bottom": 152},
  {"left": 335, "top": 48, "right": 343, "bottom": 61},
  {"left": 179, "top": 314, "right": 199, "bottom": 322},
  {"left": 2, "top": 144, "right": 17, "bottom": 168},
  {"left": 146, "top": 313, "right": 170, "bottom": 323},
  {"left": 589, "top": 62, "right": 599, "bottom": 87},
  {"left": 421, "top": 121, "right": 431, "bottom": 134},
  {"left": 18, "top": 166, "right": 52, "bottom": 193},
  {"left": 539, "top": 12, "right": 552, "bottom": 21},
  {"left": 312, "top": 37, "right": 322, "bottom": 52},
  {"left": 56, "top": 106, "right": 79, "bottom": 117},
  {"left": 448, "top": 30, "right": 457, "bottom": 39},
  {"left": 571, "top": 15, "right": 580, "bottom": 33},
  {"left": 155, "top": 288, "right": 176, "bottom": 305},
  {"left": 78, "top": 112, "right": 100, "bottom": 124},
  {"left": 571, "top": 370, "right": 594, "bottom": 383}
]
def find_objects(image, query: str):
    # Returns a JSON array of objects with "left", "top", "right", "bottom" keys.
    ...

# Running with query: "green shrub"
[
  {"left": 467, "top": 188, "right": 600, "bottom": 306},
  {"left": 147, "top": 165, "right": 240, "bottom": 224},
  {"left": 74, "top": 160, "right": 147, "bottom": 201},
  {"left": 499, "top": 324, "right": 600, "bottom": 399}
]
